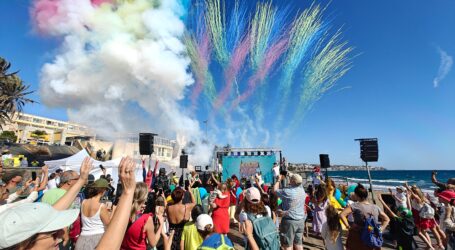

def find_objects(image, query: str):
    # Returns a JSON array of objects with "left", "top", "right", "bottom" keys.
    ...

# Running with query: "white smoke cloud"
[
  {"left": 35, "top": 0, "right": 211, "bottom": 164},
  {"left": 433, "top": 47, "right": 453, "bottom": 88}
]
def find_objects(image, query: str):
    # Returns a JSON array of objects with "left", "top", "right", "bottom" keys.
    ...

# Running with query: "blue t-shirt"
[{"left": 277, "top": 185, "right": 307, "bottom": 220}]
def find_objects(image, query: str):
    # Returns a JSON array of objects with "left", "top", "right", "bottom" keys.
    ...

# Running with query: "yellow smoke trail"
[
  {"left": 204, "top": 0, "right": 228, "bottom": 63},
  {"left": 250, "top": 2, "right": 276, "bottom": 69}
]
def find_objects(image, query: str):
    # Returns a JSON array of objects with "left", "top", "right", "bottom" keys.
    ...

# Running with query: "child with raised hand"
[{"left": 321, "top": 205, "right": 344, "bottom": 250}]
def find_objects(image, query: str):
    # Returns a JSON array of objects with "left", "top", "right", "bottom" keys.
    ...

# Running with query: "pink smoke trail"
[
  {"left": 91, "top": 0, "right": 112, "bottom": 6},
  {"left": 213, "top": 36, "right": 251, "bottom": 111},
  {"left": 190, "top": 32, "right": 211, "bottom": 107},
  {"left": 230, "top": 38, "right": 288, "bottom": 110},
  {"left": 31, "top": 0, "right": 60, "bottom": 33}
]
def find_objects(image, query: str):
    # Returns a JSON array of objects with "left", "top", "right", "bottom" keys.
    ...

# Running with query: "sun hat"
[
  {"left": 245, "top": 187, "right": 261, "bottom": 204},
  {"left": 0, "top": 203, "right": 79, "bottom": 248},
  {"left": 92, "top": 178, "right": 109, "bottom": 188},
  {"left": 196, "top": 214, "right": 213, "bottom": 231},
  {"left": 396, "top": 186, "right": 404, "bottom": 191},
  {"left": 290, "top": 173, "right": 303, "bottom": 185}
]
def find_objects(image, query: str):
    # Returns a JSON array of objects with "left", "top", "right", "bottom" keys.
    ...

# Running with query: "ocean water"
[{"left": 321, "top": 170, "right": 455, "bottom": 192}]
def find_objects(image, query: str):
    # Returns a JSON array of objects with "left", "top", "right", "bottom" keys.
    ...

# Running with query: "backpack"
[
  {"left": 360, "top": 214, "right": 383, "bottom": 248},
  {"left": 246, "top": 213, "right": 280, "bottom": 250},
  {"left": 419, "top": 203, "right": 435, "bottom": 219},
  {"left": 197, "top": 234, "right": 234, "bottom": 250}
]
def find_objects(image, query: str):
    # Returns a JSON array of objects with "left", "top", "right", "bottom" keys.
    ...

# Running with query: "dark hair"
[
  {"left": 315, "top": 184, "right": 328, "bottom": 202},
  {"left": 244, "top": 199, "right": 267, "bottom": 216},
  {"left": 197, "top": 225, "right": 213, "bottom": 239},
  {"left": 261, "top": 193, "right": 270, "bottom": 207},
  {"left": 49, "top": 173, "right": 56, "bottom": 180},
  {"left": 268, "top": 191, "right": 278, "bottom": 212},
  {"left": 171, "top": 188, "right": 185, "bottom": 203},
  {"left": 325, "top": 205, "right": 341, "bottom": 243},
  {"left": 191, "top": 205, "right": 204, "bottom": 222},
  {"left": 86, "top": 186, "right": 107, "bottom": 199},
  {"left": 354, "top": 183, "right": 368, "bottom": 201}
]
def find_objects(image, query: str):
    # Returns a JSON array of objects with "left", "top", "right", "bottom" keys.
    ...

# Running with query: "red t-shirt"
[{"left": 121, "top": 213, "right": 152, "bottom": 250}]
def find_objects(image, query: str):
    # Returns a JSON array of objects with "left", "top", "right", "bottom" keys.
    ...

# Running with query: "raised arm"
[
  {"left": 211, "top": 173, "right": 220, "bottom": 186},
  {"left": 378, "top": 195, "right": 397, "bottom": 218},
  {"left": 97, "top": 157, "right": 136, "bottom": 250},
  {"left": 339, "top": 205, "right": 352, "bottom": 229},
  {"left": 53, "top": 157, "right": 93, "bottom": 211},
  {"left": 145, "top": 213, "right": 163, "bottom": 247},
  {"left": 37, "top": 165, "right": 49, "bottom": 191},
  {"left": 242, "top": 220, "right": 259, "bottom": 250}
]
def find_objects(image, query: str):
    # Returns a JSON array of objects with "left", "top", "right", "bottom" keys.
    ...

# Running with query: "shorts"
[{"left": 279, "top": 217, "right": 305, "bottom": 247}]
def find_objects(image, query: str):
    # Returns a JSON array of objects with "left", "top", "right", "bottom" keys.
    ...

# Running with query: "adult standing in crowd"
[
  {"left": 42, "top": 170, "right": 79, "bottom": 206},
  {"left": 167, "top": 184, "right": 196, "bottom": 250},
  {"left": 340, "top": 183, "right": 390, "bottom": 250},
  {"left": 121, "top": 182, "right": 163, "bottom": 249},
  {"left": 272, "top": 162, "right": 280, "bottom": 184},
  {"left": 235, "top": 187, "right": 268, "bottom": 249},
  {"left": 273, "top": 172, "right": 307, "bottom": 250},
  {"left": 211, "top": 182, "right": 231, "bottom": 234},
  {"left": 2, "top": 169, "right": 23, "bottom": 193},
  {"left": 75, "top": 178, "right": 112, "bottom": 250}
]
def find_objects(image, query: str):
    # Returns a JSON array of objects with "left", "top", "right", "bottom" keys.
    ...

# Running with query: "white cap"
[
  {"left": 0, "top": 203, "right": 79, "bottom": 248},
  {"left": 196, "top": 214, "right": 213, "bottom": 231}
]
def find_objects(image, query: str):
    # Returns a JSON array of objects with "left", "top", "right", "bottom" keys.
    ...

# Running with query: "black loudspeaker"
[
  {"left": 319, "top": 154, "right": 330, "bottom": 169},
  {"left": 139, "top": 133, "right": 154, "bottom": 155},
  {"left": 180, "top": 154, "right": 188, "bottom": 169},
  {"left": 360, "top": 140, "right": 378, "bottom": 162}
]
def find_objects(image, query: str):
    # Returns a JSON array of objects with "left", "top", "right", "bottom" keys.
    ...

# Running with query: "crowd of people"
[{"left": 0, "top": 156, "right": 455, "bottom": 250}]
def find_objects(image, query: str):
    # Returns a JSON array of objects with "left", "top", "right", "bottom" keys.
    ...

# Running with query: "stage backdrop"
[{"left": 221, "top": 154, "right": 276, "bottom": 184}]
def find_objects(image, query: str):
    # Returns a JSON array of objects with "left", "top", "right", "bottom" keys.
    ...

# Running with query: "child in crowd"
[
  {"left": 313, "top": 184, "right": 329, "bottom": 235},
  {"left": 321, "top": 205, "right": 344, "bottom": 250}
]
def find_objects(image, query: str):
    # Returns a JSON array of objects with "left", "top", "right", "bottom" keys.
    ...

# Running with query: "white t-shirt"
[
  {"left": 321, "top": 222, "right": 343, "bottom": 250},
  {"left": 272, "top": 166, "right": 280, "bottom": 178},
  {"left": 395, "top": 192, "right": 407, "bottom": 208},
  {"left": 47, "top": 179, "right": 57, "bottom": 190}
]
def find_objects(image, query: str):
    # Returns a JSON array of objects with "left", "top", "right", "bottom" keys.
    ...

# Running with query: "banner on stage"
[{"left": 221, "top": 154, "right": 276, "bottom": 184}]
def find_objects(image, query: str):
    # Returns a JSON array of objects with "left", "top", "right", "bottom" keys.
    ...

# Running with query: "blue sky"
[{"left": 1, "top": 0, "right": 455, "bottom": 169}]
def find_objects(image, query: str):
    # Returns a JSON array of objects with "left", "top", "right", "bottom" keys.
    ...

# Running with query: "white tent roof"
[
  {"left": 44, "top": 149, "right": 179, "bottom": 185},
  {"left": 45, "top": 149, "right": 120, "bottom": 173}
]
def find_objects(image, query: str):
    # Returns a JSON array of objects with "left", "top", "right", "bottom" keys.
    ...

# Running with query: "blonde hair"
[{"left": 130, "top": 182, "right": 148, "bottom": 220}]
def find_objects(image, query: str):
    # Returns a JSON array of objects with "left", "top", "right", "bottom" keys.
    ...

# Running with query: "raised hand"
[
  {"left": 41, "top": 165, "right": 48, "bottom": 174},
  {"left": 33, "top": 177, "right": 40, "bottom": 191},
  {"left": 80, "top": 157, "right": 93, "bottom": 181},
  {"left": 119, "top": 157, "right": 136, "bottom": 195}
]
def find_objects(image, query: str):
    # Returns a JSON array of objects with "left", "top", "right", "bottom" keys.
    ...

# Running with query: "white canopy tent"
[{"left": 44, "top": 149, "right": 179, "bottom": 185}]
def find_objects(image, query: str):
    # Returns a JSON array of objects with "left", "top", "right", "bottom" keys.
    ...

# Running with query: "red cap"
[{"left": 438, "top": 190, "right": 455, "bottom": 203}]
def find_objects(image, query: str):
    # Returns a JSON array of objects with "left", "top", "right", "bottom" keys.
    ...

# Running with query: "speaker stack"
[
  {"left": 360, "top": 139, "right": 378, "bottom": 162},
  {"left": 319, "top": 154, "right": 330, "bottom": 169},
  {"left": 139, "top": 133, "right": 154, "bottom": 155}
]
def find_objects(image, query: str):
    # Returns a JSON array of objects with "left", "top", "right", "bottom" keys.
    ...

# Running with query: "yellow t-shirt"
[{"left": 181, "top": 222, "right": 203, "bottom": 250}]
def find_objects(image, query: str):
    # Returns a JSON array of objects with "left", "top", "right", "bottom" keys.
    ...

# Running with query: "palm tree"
[{"left": 0, "top": 57, "right": 35, "bottom": 128}]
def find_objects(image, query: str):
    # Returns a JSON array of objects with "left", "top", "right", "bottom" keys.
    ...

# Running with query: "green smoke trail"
[
  {"left": 184, "top": 34, "right": 217, "bottom": 105},
  {"left": 290, "top": 30, "right": 353, "bottom": 130},
  {"left": 250, "top": 2, "right": 276, "bottom": 69},
  {"left": 274, "top": 4, "right": 326, "bottom": 128},
  {"left": 204, "top": 0, "right": 228, "bottom": 64}
]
